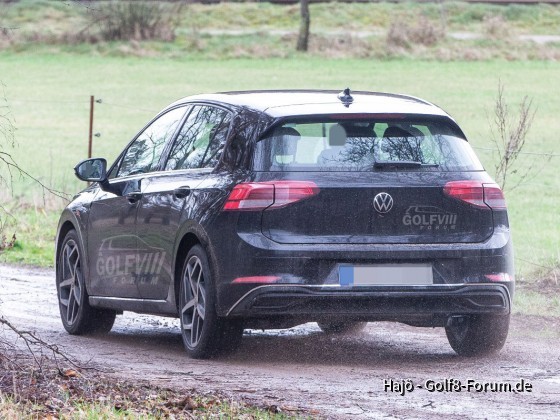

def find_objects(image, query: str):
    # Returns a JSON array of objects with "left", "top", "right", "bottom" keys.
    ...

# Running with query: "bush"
[
  {"left": 386, "top": 16, "right": 445, "bottom": 49},
  {"left": 483, "top": 14, "right": 510, "bottom": 39},
  {"left": 91, "top": 1, "right": 185, "bottom": 42}
]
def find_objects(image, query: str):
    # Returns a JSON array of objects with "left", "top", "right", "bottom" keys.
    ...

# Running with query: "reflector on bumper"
[{"left": 232, "top": 276, "right": 281, "bottom": 284}]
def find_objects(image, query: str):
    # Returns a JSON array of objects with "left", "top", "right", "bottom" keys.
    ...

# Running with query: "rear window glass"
[{"left": 253, "top": 119, "right": 483, "bottom": 172}]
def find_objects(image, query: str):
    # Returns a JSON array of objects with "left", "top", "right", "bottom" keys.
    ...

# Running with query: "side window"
[
  {"left": 117, "top": 106, "right": 186, "bottom": 178},
  {"left": 165, "top": 105, "right": 231, "bottom": 171}
]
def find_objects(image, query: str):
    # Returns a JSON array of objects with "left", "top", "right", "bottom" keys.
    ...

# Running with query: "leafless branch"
[
  {"left": 0, "top": 150, "right": 70, "bottom": 201},
  {"left": 489, "top": 82, "right": 544, "bottom": 191},
  {"left": 0, "top": 315, "right": 96, "bottom": 373}
]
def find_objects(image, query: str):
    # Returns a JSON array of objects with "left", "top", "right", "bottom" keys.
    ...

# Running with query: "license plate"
[{"left": 339, "top": 264, "right": 433, "bottom": 286}]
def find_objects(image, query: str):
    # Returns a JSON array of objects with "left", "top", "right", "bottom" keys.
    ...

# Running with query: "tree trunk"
[{"left": 296, "top": 0, "right": 310, "bottom": 52}]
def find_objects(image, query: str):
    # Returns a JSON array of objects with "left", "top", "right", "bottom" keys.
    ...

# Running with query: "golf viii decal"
[
  {"left": 403, "top": 206, "right": 457, "bottom": 230},
  {"left": 96, "top": 236, "right": 166, "bottom": 285}
]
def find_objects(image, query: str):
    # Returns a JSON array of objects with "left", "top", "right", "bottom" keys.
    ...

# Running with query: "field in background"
[
  {"left": 186, "top": 1, "right": 560, "bottom": 34},
  {"left": 0, "top": 1, "right": 559, "bottom": 319},
  {"left": 0, "top": 53, "right": 558, "bottom": 282},
  {"left": 5, "top": 0, "right": 560, "bottom": 34},
  {"left": 1, "top": 3, "right": 559, "bottom": 417},
  {"left": 2, "top": 1, "right": 560, "bottom": 60}
]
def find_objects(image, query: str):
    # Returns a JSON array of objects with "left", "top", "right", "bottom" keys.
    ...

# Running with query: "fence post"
[{"left": 88, "top": 95, "right": 94, "bottom": 159}]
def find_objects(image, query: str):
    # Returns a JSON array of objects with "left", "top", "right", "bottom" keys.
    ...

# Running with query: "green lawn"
[{"left": 0, "top": 53, "right": 558, "bottom": 280}]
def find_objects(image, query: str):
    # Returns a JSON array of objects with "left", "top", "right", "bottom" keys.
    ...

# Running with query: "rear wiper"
[{"left": 374, "top": 160, "right": 439, "bottom": 170}]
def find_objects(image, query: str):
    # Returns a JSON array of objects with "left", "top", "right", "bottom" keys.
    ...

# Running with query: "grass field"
[
  {"left": 0, "top": 1, "right": 559, "bottom": 304},
  {"left": 0, "top": 3, "right": 559, "bottom": 415},
  {"left": 0, "top": 52, "right": 558, "bottom": 282}
]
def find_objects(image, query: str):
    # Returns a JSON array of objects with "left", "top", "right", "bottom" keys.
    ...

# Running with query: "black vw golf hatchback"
[{"left": 56, "top": 89, "right": 514, "bottom": 358}]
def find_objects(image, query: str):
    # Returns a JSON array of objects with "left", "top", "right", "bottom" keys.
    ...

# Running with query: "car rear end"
[{"left": 211, "top": 94, "right": 513, "bottom": 355}]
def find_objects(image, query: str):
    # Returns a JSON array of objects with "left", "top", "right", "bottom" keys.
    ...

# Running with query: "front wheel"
[
  {"left": 445, "top": 314, "right": 510, "bottom": 357},
  {"left": 56, "top": 230, "right": 116, "bottom": 335},
  {"left": 179, "top": 245, "right": 243, "bottom": 359}
]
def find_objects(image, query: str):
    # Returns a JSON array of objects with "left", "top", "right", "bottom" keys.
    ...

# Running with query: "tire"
[
  {"left": 179, "top": 245, "right": 243, "bottom": 359},
  {"left": 56, "top": 230, "right": 116, "bottom": 335},
  {"left": 317, "top": 321, "right": 368, "bottom": 335},
  {"left": 445, "top": 314, "right": 510, "bottom": 357}
]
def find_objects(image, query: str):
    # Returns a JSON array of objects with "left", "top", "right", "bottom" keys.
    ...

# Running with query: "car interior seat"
[{"left": 271, "top": 126, "right": 300, "bottom": 166}]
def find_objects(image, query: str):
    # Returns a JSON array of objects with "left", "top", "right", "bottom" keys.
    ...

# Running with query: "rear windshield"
[{"left": 253, "top": 119, "right": 483, "bottom": 172}]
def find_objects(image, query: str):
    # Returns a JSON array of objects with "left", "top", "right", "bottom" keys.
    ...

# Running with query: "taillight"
[
  {"left": 443, "top": 181, "right": 506, "bottom": 210},
  {"left": 482, "top": 183, "right": 507, "bottom": 209},
  {"left": 272, "top": 181, "right": 319, "bottom": 208},
  {"left": 223, "top": 183, "right": 274, "bottom": 211},
  {"left": 223, "top": 181, "right": 319, "bottom": 211}
]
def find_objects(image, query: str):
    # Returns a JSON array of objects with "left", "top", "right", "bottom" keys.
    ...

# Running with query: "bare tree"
[
  {"left": 0, "top": 82, "right": 16, "bottom": 250},
  {"left": 0, "top": 83, "right": 68, "bottom": 251},
  {"left": 490, "top": 83, "right": 539, "bottom": 191},
  {"left": 297, "top": 0, "right": 310, "bottom": 52}
]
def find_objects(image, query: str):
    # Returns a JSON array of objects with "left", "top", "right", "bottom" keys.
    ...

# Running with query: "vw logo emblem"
[{"left": 373, "top": 192, "right": 393, "bottom": 214}]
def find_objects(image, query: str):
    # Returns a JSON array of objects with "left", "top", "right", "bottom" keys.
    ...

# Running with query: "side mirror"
[{"left": 74, "top": 158, "right": 107, "bottom": 182}]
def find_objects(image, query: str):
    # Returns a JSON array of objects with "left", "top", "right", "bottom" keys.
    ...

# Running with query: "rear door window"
[
  {"left": 165, "top": 105, "right": 231, "bottom": 171},
  {"left": 253, "top": 119, "right": 483, "bottom": 172}
]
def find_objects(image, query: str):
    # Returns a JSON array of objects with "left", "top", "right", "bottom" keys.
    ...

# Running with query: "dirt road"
[{"left": 1, "top": 264, "right": 559, "bottom": 418}]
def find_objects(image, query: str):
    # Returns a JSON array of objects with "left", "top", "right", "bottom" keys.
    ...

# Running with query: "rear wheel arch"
[
  {"left": 174, "top": 232, "right": 201, "bottom": 311},
  {"left": 173, "top": 227, "right": 221, "bottom": 313},
  {"left": 173, "top": 220, "right": 220, "bottom": 310}
]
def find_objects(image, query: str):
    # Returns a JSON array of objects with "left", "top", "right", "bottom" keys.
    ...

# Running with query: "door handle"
[
  {"left": 173, "top": 186, "right": 191, "bottom": 199},
  {"left": 125, "top": 191, "right": 143, "bottom": 203}
]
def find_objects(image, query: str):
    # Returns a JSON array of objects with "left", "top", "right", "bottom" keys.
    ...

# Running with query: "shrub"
[
  {"left": 483, "top": 14, "right": 510, "bottom": 40},
  {"left": 490, "top": 83, "right": 537, "bottom": 191},
  {"left": 386, "top": 16, "right": 444, "bottom": 49},
  {"left": 91, "top": 1, "right": 185, "bottom": 42}
]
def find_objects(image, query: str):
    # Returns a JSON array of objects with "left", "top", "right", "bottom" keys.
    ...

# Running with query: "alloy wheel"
[
  {"left": 58, "top": 239, "right": 83, "bottom": 327},
  {"left": 181, "top": 255, "right": 207, "bottom": 348}
]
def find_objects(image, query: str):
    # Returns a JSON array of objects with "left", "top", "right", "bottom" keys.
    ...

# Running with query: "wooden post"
[
  {"left": 88, "top": 95, "right": 94, "bottom": 159},
  {"left": 297, "top": 0, "right": 310, "bottom": 52}
]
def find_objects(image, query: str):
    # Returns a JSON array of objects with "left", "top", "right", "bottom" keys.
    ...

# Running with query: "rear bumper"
[
  {"left": 226, "top": 283, "right": 512, "bottom": 322},
  {"left": 209, "top": 220, "right": 514, "bottom": 318}
]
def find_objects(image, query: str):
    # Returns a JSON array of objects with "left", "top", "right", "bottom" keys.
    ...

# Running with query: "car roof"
[{"left": 167, "top": 90, "right": 451, "bottom": 119}]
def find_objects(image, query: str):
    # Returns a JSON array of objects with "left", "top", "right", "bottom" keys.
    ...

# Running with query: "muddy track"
[{"left": 1, "top": 264, "right": 559, "bottom": 418}]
